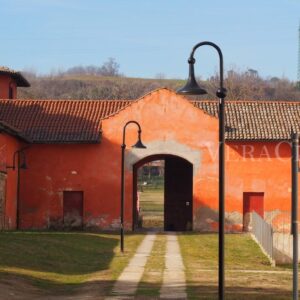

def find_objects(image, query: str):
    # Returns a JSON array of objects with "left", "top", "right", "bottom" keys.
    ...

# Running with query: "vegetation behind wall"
[{"left": 18, "top": 59, "right": 300, "bottom": 101}]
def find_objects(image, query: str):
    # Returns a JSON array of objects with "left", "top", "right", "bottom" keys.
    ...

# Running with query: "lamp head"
[
  {"left": 132, "top": 132, "right": 146, "bottom": 149},
  {"left": 177, "top": 58, "right": 207, "bottom": 95},
  {"left": 19, "top": 151, "right": 28, "bottom": 170},
  {"left": 20, "top": 161, "right": 28, "bottom": 170}
]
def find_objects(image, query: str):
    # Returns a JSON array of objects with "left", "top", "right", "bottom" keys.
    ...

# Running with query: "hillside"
[
  {"left": 18, "top": 73, "right": 300, "bottom": 101},
  {"left": 18, "top": 75, "right": 184, "bottom": 100}
]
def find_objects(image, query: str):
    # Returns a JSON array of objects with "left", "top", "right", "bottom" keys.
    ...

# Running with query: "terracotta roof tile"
[
  {"left": 193, "top": 100, "right": 300, "bottom": 141},
  {"left": 0, "top": 96, "right": 299, "bottom": 143},
  {"left": 0, "top": 121, "right": 31, "bottom": 142},
  {"left": 0, "top": 99, "right": 131, "bottom": 143}
]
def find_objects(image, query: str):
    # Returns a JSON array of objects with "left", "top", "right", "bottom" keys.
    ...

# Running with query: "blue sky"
[{"left": 0, "top": 0, "right": 299, "bottom": 80}]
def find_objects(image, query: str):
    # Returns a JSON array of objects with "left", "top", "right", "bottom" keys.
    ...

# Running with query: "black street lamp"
[
  {"left": 291, "top": 131, "right": 299, "bottom": 300},
  {"left": 177, "top": 41, "right": 227, "bottom": 300},
  {"left": 120, "top": 121, "right": 146, "bottom": 252}
]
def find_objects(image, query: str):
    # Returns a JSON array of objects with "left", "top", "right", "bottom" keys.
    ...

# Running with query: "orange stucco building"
[{"left": 0, "top": 68, "right": 299, "bottom": 232}]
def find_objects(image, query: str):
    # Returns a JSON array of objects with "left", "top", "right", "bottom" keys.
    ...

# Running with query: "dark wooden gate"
[
  {"left": 63, "top": 191, "right": 83, "bottom": 229},
  {"left": 164, "top": 156, "right": 193, "bottom": 231}
]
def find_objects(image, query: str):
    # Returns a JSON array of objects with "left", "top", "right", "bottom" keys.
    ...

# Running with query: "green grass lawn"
[
  {"left": 178, "top": 233, "right": 293, "bottom": 300},
  {"left": 0, "top": 231, "right": 296, "bottom": 299},
  {"left": 0, "top": 231, "right": 144, "bottom": 293}
]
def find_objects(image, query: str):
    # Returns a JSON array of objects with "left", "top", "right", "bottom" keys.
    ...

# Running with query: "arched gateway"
[{"left": 133, "top": 154, "right": 193, "bottom": 231}]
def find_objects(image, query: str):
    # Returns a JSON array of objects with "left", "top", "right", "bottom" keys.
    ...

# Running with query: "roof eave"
[
  {"left": 0, "top": 71, "right": 30, "bottom": 87},
  {"left": 0, "top": 122, "right": 32, "bottom": 143},
  {"left": 31, "top": 132, "right": 102, "bottom": 144},
  {"left": 11, "top": 73, "right": 31, "bottom": 87}
]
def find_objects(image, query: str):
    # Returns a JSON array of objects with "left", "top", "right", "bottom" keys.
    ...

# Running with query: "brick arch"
[
  {"left": 126, "top": 140, "right": 200, "bottom": 174},
  {"left": 133, "top": 153, "right": 191, "bottom": 169}
]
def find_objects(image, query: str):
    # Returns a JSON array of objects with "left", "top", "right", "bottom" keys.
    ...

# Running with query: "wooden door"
[
  {"left": 164, "top": 156, "right": 193, "bottom": 231},
  {"left": 243, "top": 192, "right": 264, "bottom": 231},
  {"left": 63, "top": 191, "right": 83, "bottom": 229}
]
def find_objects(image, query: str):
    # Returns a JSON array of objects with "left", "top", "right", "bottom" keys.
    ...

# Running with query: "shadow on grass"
[
  {"left": 0, "top": 272, "right": 118, "bottom": 298},
  {"left": 111, "top": 279, "right": 292, "bottom": 300},
  {"left": 0, "top": 231, "right": 118, "bottom": 275},
  {"left": 0, "top": 274, "right": 293, "bottom": 299},
  {"left": 186, "top": 283, "right": 292, "bottom": 300},
  {"left": 0, "top": 232, "right": 293, "bottom": 299}
]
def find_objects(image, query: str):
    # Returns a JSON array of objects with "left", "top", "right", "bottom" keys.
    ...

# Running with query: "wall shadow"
[{"left": 194, "top": 199, "right": 242, "bottom": 232}]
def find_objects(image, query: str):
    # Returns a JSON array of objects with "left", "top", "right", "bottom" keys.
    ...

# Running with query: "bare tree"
[{"left": 18, "top": 66, "right": 300, "bottom": 101}]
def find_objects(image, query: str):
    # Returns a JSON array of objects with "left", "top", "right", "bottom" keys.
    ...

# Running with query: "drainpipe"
[
  {"left": 291, "top": 131, "right": 298, "bottom": 300},
  {"left": 16, "top": 152, "right": 21, "bottom": 230},
  {"left": 17, "top": 146, "right": 30, "bottom": 230},
  {"left": 7, "top": 145, "right": 30, "bottom": 230},
  {"left": 1, "top": 171, "right": 7, "bottom": 230}
]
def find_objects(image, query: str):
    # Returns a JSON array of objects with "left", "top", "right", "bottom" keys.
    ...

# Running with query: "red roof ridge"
[{"left": 100, "top": 87, "right": 173, "bottom": 121}]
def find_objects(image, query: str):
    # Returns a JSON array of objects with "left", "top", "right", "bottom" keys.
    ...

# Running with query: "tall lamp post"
[
  {"left": 120, "top": 121, "right": 146, "bottom": 252},
  {"left": 177, "top": 41, "right": 227, "bottom": 300},
  {"left": 291, "top": 131, "right": 298, "bottom": 300}
]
